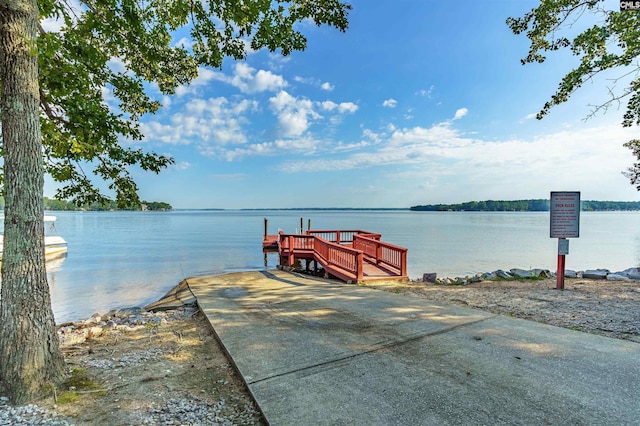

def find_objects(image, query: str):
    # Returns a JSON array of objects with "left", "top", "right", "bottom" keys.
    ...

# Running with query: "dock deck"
[{"left": 271, "top": 229, "right": 408, "bottom": 282}]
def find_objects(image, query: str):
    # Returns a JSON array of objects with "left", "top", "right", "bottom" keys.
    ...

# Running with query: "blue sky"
[{"left": 46, "top": 0, "right": 640, "bottom": 208}]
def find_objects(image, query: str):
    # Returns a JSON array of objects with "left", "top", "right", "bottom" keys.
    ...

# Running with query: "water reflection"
[{"left": 46, "top": 254, "right": 67, "bottom": 273}]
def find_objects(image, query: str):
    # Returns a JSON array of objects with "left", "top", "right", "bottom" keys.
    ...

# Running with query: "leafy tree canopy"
[
  {"left": 507, "top": 0, "right": 640, "bottom": 189},
  {"left": 3, "top": 0, "right": 350, "bottom": 207}
]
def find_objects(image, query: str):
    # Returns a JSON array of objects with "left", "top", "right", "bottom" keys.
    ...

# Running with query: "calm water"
[{"left": 12, "top": 210, "right": 640, "bottom": 322}]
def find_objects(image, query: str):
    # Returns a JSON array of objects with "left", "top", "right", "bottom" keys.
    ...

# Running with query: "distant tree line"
[
  {"left": 20, "top": 197, "right": 173, "bottom": 211},
  {"left": 410, "top": 200, "right": 640, "bottom": 212},
  {"left": 142, "top": 201, "right": 173, "bottom": 211},
  {"left": 580, "top": 201, "right": 640, "bottom": 211}
]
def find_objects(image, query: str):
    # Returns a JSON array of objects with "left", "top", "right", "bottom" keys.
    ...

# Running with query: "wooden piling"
[{"left": 264, "top": 218, "right": 268, "bottom": 240}]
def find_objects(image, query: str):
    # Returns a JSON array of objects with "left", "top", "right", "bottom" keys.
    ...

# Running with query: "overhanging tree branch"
[{"left": 508, "top": 0, "right": 640, "bottom": 191}]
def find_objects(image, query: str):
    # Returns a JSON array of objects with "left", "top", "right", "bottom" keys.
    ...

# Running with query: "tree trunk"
[{"left": 0, "top": 0, "right": 64, "bottom": 404}]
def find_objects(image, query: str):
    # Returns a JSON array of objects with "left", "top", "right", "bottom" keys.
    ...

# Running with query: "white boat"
[{"left": 0, "top": 215, "right": 68, "bottom": 261}]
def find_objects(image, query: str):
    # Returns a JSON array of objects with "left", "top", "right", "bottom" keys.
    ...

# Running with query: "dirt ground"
[
  {"left": 35, "top": 309, "right": 265, "bottom": 425},
  {"left": 8, "top": 276, "right": 639, "bottom": 425}
]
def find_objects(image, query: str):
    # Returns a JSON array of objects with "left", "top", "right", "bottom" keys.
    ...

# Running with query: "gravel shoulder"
[{"left": 1, "top": 306, "right": 265, "bottom": 426}]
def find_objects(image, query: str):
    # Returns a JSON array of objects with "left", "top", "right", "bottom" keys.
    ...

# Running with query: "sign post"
[{"left": 550, "top": 191, "right": 580, "bottom": 290}]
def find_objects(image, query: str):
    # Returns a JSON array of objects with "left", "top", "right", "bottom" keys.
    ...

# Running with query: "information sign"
[
  {"left": 550, "top": 192, "right": 580, "bottom": 238},
  {"left": 558, "top": 238, "right": 569, "bottom": 255}
]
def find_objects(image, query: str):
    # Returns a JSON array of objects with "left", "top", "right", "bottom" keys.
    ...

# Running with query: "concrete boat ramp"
[{"left": 147, "top": 270, "right": 640, "bottom": 425}]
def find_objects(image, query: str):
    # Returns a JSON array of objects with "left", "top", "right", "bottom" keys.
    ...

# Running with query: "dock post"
[
  {"left": 308, "top": 219, "right": 311, "bottom": 232},
  {"left": 300, "top": 217, "right": 303, "bottom": 234},
  {"left": 264, "top": 218, "right": 268, "bottom": 240},
  {"left": 288, "top": 235, "right": 295, "bottom": 265}
]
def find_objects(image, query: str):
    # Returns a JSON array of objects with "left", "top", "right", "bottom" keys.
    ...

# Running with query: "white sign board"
[
  {"left": 558, "top": 238, "right": 569, "bottom": 255},
  {"left": 550, "top": 191, "right": 580, "bottom": 238}
]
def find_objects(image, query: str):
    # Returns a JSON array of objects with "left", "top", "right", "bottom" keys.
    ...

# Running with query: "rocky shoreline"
[
  {"left": 423, "top": 266, "right": 640, "bottom": 285},
  {"left": 56, "top": 306, "right": 182, "bottom": 348}
]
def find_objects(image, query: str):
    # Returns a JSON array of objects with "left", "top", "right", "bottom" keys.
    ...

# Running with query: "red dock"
[
  {"left": 273, "top": 229, "right": 408, "bottom": 283},
  {"left": 262, "top": 234, "right": 279, "bottom": 251}
]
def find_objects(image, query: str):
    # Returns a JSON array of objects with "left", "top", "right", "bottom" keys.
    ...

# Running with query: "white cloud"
[
  {"left": 276, "top": 122, "right": 465, "bottom": 173},
  {"left": 107, "top": 57, "right": 127, "bottom": 74},
  {"left": 267, "top": 93, "right": 358, "bottom": 137},
  {"left": 294, "top": 76, "right": 313, "bottom": 84},
  {"left": 172, "top": 161, "right": 191, "bottom": 171},
  {"left": 40, "top": 0, "right": 82, "bottom": 32},
  {"left": 141, "top": 97, "right": 258, "bottom": 148},
  {"left": 416, "top": 85, "right": 435, "bottom": 97},
  {"left": 321, "top": 100, "right": 338, "bottom": 111},
  {"left": 41, "top": 17, "right": 64, "bottom": 33},
  {"left": 331, "top": 141, "right": 369, "bottom": 152},
  {"left": 269, "top": 91, "right": 320, "bottom": 137},
  {"left": 101, "top": 86, "right": 115, "bottom": 104},
  {"left": 267, "top": 52, "right": 291, "bottom": 69},
  {"left": 519, "top": 112, "right": 539, "bottom": 124},
  {"left": 174, "top": 37, "right": 193, "bottom": 49},
  {"left": 338, "top": 102, "right": 358, "bottom": 113},
  {"left": 251, "top": 69, "right": 287, "bottom": 93},
  {"left": 141, "top": 121, "right": 185, "bottom": 145},
  {"left": 363, "top": 129, "right": 382, "bottom": 143},
  {"left": 321, "top": 100, "right": 358, "bottom": 113},
  {"left": 294, "top": 76, "right": 335, "bottom": 92},
  {"left": 219, "top": 137, "right": 319, "bottom": 161},
  {"left": 175, "top": 64, "right": 286, "bottom": 96},
  {"left": 218, "top": 63, "right": 287, "bottom": 94},
  {"left": 383, "top": 98, "right": 398, "bottom": 108},
  {"left": 453, "top": 107, "right": 468, "bottom": 120},
  {"left": 274, "top": 120, "right": 637, "bottom": 196},
  {"left": 321, "top": 82, "right": 334, "bottom": 91},
  {"left": 175, "top": 67, "right": 217, "bottom": 96}
]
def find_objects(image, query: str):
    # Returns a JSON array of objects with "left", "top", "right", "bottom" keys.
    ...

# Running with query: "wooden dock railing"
[
  {"left": 277, "top": 229, "right": 407, "bottom": 282},
  {"left": 312, "top": 236, "right": 364, "bottom": 282},
  {"left": 353, "top": 234, "right": 408, "bottom": 277},
  {"left": 307, "top": 230, "right": 365, "bottom": 245}
]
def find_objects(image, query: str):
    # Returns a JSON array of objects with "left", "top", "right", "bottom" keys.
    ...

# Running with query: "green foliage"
[
  {"left": 42, "top": 196, "right": 172, "bottom": 211},
  {"left": 410, "top": 199, "right": 551, "bottom": 211},
  {"left": 507, "top": 1, "right": 640, "bottom": 121},
  {"left": 62, "top": 368, "right": 98, "bottom": 390},
  {"left": 43, "top": 197, "right": 74, "bottom": 210},
  {"left": 410, "top": 199, "right": 640, "bottom": 211},
  {"left": 143, "top": 201, "right": 172, "bottom": 211},
  {"left": 581, "top": 199, "right": 640, "bottom": 210},
  {"left": 56, "top": 391, "right": 79, "bottom": 404},
  {"left": 507, "top": 1, "right": 640, "bottom": 189},
  {"left": 3, "top": 0, "right": 351, "bottom": 208},
  {"left": 623, "top": 139, "right": 640, "bottom": 190},
  {"left": 56, "top": 367, "right": 105, "bottom": 403}
]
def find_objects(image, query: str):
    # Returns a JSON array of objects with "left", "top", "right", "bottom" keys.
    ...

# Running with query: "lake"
[{"left": 10, "top": 210, "right": 640, "bottom": 323}]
